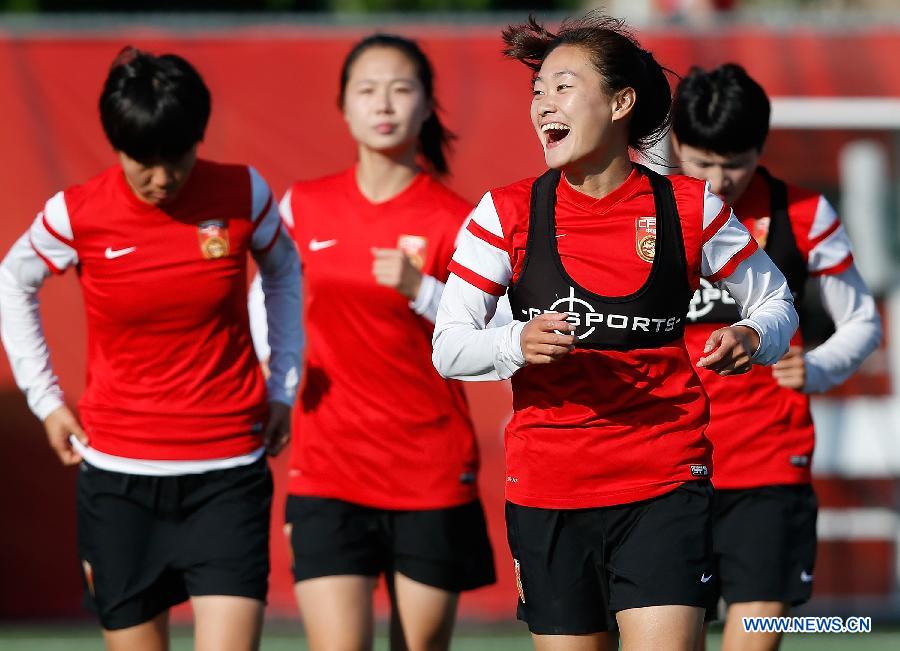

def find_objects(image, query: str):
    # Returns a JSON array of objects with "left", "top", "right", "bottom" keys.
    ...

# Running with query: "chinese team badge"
[
  {"left": 397, "top": 234, "right": 428, "bottom": 270},
  {"left": 749, "top": 216, "right": 771, "bottom": 248},
  {"left": 198, "top": 220, "right": 230, "bottom": 259},
  {"left": 635, "top": 216, "right": 656, "bottom": 263}
]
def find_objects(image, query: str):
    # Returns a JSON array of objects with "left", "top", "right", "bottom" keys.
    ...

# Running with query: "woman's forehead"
[
  {"left": 349, "top": 47, "right": 417, "bottom": 80},
  {"left": 538, "top": 45, "right": 597, "bottom": 78}
]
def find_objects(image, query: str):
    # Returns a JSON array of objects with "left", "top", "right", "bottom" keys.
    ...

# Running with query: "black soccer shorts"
[
  {"left": 709, "top": 483, "right": 817, "bottom": 610},
  {"left": 77, "top": 457, "right": 272, "bottom": 630},
  {"left": 506, "top": 480, "right": 716, "bottom": 634},
  {"left": 285, "top": 495, "right": 496, "bottom": 593}
]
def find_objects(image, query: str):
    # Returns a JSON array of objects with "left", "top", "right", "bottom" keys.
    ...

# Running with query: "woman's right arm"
[
  {"left": 432, "top": 275, "right": 526, "bottom": 380},
  {"left": 432, "top": 192, "right": 574, "bottom": 380},
  {"left": 0, "top": 235, "right": 64, "bottom": 417},
  {"left": 0, "top": 195, "right": 86, "bottom": 464}
]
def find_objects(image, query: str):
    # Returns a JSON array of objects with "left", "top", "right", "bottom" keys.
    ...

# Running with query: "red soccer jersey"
[
  {"left": 451, "top": 168, "right": 758, "bottom": 509},
  {"left": 683, "top": 171, "right": 853, "bottom": 489},
  {"left": 284, "top": 168, "right": 480, "bottom": 510},
  {"left": 29, "top": 160, "right": 279, "bottom": 460}
]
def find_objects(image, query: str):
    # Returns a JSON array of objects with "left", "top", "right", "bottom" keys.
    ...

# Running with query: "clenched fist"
[
  {"left": 772, "top": 346, "right": 806, "bottom": 390},
  {"left": 372, "top": 248, "right": 423, "bottom": 300}
]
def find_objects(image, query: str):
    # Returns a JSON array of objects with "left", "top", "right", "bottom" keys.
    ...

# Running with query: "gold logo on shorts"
[
  {"left": 82, "top": 559, "right": 95, "bottom": 597},
  {"left": 514, "top": 559, "right": 525, "bottom": 603},
  {"left": 283, "top": 524, "right": 294, "bottom": 570}
]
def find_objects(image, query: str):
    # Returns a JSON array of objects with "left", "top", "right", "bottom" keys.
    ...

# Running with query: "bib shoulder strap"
[
  {"left": 757, "top": 166, "right": 789, "bottom": 224},
  {"left": 515, "top": 169, "right": 562, "bottom": 287}
]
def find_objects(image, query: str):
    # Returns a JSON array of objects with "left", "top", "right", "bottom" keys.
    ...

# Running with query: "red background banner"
[{"left": 1, "top": 25, "right": 897, "bottom": 620}]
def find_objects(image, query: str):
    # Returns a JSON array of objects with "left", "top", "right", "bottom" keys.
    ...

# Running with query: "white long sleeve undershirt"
[
  {"left": 432, "top": 247, "right": 797, "bottom": 381},
  {"left": 802, "top": 264, "right": 881, "bottom": 393}
]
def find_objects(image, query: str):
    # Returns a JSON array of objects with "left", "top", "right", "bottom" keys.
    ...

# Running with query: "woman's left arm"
[
  {"left": 785, "top": 264, "right": 881, "bottom": 393},
  {"left": 715, "top": 247, "right": 799, "bottom": 366},
  {"left": 247, "top": 169, "right": 303, "bottom": 455},
  {"left": 697, "top": 184, "right": 799, "bottom": 373}
]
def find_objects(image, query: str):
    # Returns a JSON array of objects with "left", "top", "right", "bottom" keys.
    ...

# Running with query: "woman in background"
[
  {"left": 0, "top": 47, "right": 301, "bottom": 651},
  {"left": 251, "top": 34, "right": 495, "bottom": 651},
  {"left": 672, "top": 63, "right": 881, "bottom": 651}
]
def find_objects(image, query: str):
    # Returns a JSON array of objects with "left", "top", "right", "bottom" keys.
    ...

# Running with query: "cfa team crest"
[
  {"left": 197, "top": 220, "right": 230, "bottom": 259},
  {"left": 635, "top": 217, "right": 656, "bottom": 263},
  {"left": 397, "top": 234, "right": 428, "bottom": 270}
]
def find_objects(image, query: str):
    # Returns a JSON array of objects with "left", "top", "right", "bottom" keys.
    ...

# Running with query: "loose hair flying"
[
  {"left": 339, "top": 33, "right": 455, "bottom": 176},
  {"left": 502, "top": 13, "right": 674, "bottom": 152}
]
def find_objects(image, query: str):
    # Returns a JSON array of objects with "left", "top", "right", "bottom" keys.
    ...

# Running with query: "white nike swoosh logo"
[
  {"left": 800, "top": 571, "right": 814, "bottom": 583},
  {"left": 309, "top": 239, "right": 337, "bottom": 252},
  {"left": 700, "top": 574, "right": 713, "bottom": 584},
  {"left": 104, "top": 246, "right": 137, "bottom": 259}
]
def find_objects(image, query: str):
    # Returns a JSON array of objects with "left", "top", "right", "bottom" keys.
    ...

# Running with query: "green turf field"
[{"left": 1, "top": 624, "right": 898, "bottom": 650}]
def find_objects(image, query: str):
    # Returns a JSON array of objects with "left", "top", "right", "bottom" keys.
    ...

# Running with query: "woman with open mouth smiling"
[{"left": 433, "top": 12, "right": 799, "bottom": 651}]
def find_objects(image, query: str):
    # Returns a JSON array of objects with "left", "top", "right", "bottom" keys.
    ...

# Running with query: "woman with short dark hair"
[
  {"left": 0, "top": 47, "right": 302, "bottom": 651},
  {"left": 433, "top": 14, "right": 799, "bottom": 651},
  {"left": 672, "top": 63, "right": 881, "bottom": 651}
]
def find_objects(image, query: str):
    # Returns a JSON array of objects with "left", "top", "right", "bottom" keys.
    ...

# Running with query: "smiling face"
[
  {"left": 531, "top": 44, "right": 634, "bottom": 173},
  {"left": 118, "top": 145, "right": 197, "bottom": 205},
  {"left": 342, "top": 46, "right": 432, "bottom": 160},
  {"left": 673, "top": 139, "right": 760, "bottom": 206}
]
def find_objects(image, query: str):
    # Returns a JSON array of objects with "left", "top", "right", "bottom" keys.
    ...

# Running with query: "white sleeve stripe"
[
  {"left": 701, "top": 216, "right": 754, "bottom": 279},
  {"left": 701, "top": 182, "right": 727, "bottom": 230},
  {"left": 467, "top": 220, "right": 507, "bottom": 252},
  {"left": 43, "top": 192, "right": 74, "bottom": 241},
  {"left": 452, "top": 230, "right": 511, "bottom": 286},
  {"left": 808, "top": 195, "right": 840, "bottom": 240},
  {"left": 28, "top": 234, "right": 64, "bottom": 274},
  {"left": 279, "top": 190, "right": 294, "bottom": 230},
  {"left": 471, "top": 192, "right": 504, "bottom": 239},
  {"left": 31, "top": 219, "right": 76, "bottom": 253},
  {"left": 701, "top": 204, "right": 732, "bottom": 244},
  {"left": 40, "top": 213, "right": 72, "bottom": 245},
  {"left": 809, "top": 225, "right": 853, "bottom": 272},
  {"left": 29, "top": 206, "right": 78, "bottom": 271}
]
